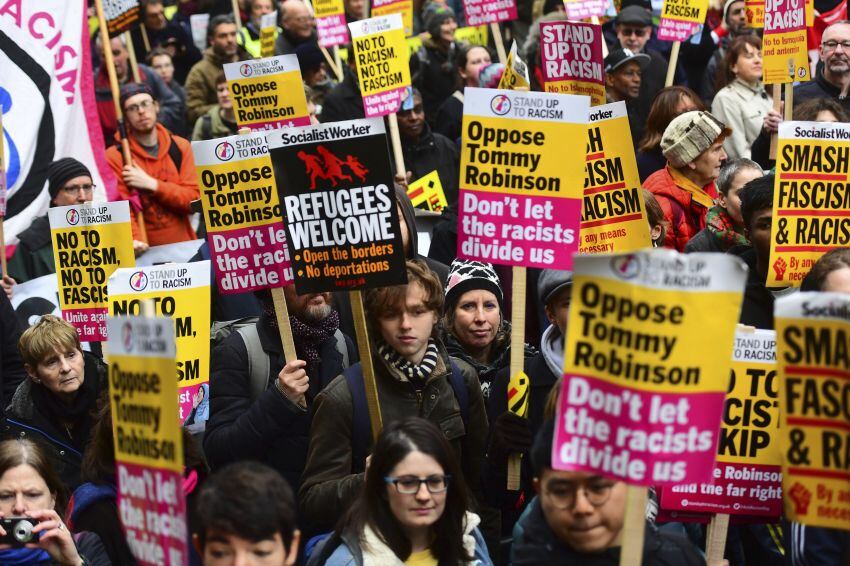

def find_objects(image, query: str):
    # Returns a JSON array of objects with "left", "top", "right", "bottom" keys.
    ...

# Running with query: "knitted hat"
[
  {"left": 423, "top": 4, "right": 456, "bottom": 38},
  {"left": 444, "top": 260, "right": 503, "bottom": 314},
  {"left": 48, "top": 158, "right": 92, "bottom": 200},
  {"left": 723, "top": 0, "right": 744, "bottom": 21},
  {"left": 119, "top": 82, "right": 155, "bottom": 109},
  {"left": 478, "top": 63, "right": 505, "bottom": 88},
  {"left": 537, "top": 269, "right": 573, "bottom": 305},
  {"left": 661, "top": 111, "right": 732, "bottom": 168}
]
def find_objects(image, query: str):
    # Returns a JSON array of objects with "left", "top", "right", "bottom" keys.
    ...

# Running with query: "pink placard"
[
  {"left": 63, "top": 307, "right": 108, "bottom": 341},
  {"left": 208, "top": 222, "right": 293, "bottom": 294},
  {"left": 317, "top": 14, "right": 349, "bottom": 47},
  {"left": 457, "top": 189, "right": 580, "bottom": 270},
  {"left": 117, "top": 462, "right": 188, "bottom": 566},
  {"left": 363, "top": 86, "right": 409, "bottom": 118},
  {"left": 552, "top": 374, "right": 726, "bottom": 486},
  {"left": 462, "top": 0, "right": 518, "bottom": 26},
  {"left": 540, "top": 21, "right": 604, "bottom": 88},
  {"left": 657, "top": 19, "right": 701, "bottom": 41},
  {"left": 245, "top": 115, "right": 313, "bottom": 131},
  {"left": 564, "top": 0, "right": 610, "bottom": 20}
]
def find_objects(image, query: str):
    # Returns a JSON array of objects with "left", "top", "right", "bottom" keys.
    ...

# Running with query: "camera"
[{"left": 0, "top": 518, "right": 37, "bottom": 546}]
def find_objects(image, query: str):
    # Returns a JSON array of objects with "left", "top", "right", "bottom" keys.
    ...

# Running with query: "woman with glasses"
[{"left": 307, "top": 417, "right": 492, "bottom": 565}]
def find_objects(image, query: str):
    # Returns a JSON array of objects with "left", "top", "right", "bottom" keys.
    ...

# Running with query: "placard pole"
[
  {"left": 351, "top": 289, "right": 382, "bottom": 441},
  {"left": 491, "top": 23, "right": 507, "bottom": 64},
  {"left": 665, "top": 41, "right": 680, "bottom": 87},
  {"left": 232, "top": 0, "right": 242, "bottom": 31},
  {"left": 387, "top": 113, "right": 407, "bottom": 180},
  {"left": 125, "top": 31, "right": 142, "bottom": 83},
  {"left": 706, "top": 513, "right": 730, "bottom": 565},
  {"left": 619, "top": 487, "right": 647, "bottom": 566},
  {"left": 769, "top": 84, "right": 782, "bottom": 159},
  {"left": 507, "top": 265, "right": 527, "bottom": 489}
]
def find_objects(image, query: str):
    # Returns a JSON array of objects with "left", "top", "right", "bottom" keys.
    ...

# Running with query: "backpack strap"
[
  {"left": 167, "top": 134, "right": 183, "bottom": 172},
  {"left": 344, "top": 364, "right": 369, "bottom": 474},
  {"left": 447, "top": 360, "right": 469, "bottom": 425},
  {"left": 334, "top": 329, "right": 350, "bottom": 368},
  {"left": 236, "top": 325, "right": 271, "bottom": 401},
  {"left": 202, "top": 114, "right": 213, "bottom": 140}
]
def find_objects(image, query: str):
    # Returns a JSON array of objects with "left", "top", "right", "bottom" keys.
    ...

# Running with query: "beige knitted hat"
[{"left": 661, "top": 111, "right": 731, "bottom": 168}]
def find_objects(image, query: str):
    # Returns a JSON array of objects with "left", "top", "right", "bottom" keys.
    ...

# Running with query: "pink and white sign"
[
  {"left": 563, "top": 0, "right": 610, "bottom": 20},
  {"left": 314, "top": 0, "right": 349, "bottom": 47},
  {"left": 462, "top": 0, "right": 518, "bottom": 26}
]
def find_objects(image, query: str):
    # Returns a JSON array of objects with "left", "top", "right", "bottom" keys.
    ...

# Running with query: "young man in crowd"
[
  {"left": 204, "top": 285, "right": 355, "bottom": 494},
  {"left": 511, "top": 420, "right": 705, "bottom": 564},
  {"left": 192, "top": 73, "right": 239, "bottom": 140},
  {"left": 603, "top": 48, "right": 650, "bottom": 145},
  {"left": 105, "top": 84, "right": 200, "bottom": 247},
  {"left": 643, "top": 110, "right": 730, "bottom": 251}
]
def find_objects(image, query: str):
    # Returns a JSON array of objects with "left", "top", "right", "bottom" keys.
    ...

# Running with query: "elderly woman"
[
  {"left": 5, "top": 316, "right": 106, "bottom": 491},
  {"left": 439, "top": 260, "right": 536, "bottom": 401},
  {"left": 0, "top": 438, "right": 109, "bottom": 564}
]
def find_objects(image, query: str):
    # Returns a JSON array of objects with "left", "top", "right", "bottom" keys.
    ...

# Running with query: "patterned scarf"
[
  {"left": 289, "top": 310, "right": 340, "bottom": 363},
  {"left": 377, "top": 339, "right": 439, "bottom": 387},
  {"left": 706, "top": 205, "right": 748, "bottom": 250}
]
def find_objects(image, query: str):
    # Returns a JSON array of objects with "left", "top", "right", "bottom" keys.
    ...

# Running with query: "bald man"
[{"left": 275, "top": 0, "right": 316, "bottom": 55}]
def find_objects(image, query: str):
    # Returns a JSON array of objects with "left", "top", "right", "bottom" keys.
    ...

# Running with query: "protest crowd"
[{"left": 3, "top": 0, "right": 850, "bottom": 564}]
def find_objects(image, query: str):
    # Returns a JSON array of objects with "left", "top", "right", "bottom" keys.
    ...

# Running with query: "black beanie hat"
[
  {"left": 444, "top": 259, "right": 504, "bottom": 315},
  {"left": 119, "top": 82, "right": 155, "bottom": 109},
  {"left": 48, "top": 158, "right": 92, "bottom": 201}
]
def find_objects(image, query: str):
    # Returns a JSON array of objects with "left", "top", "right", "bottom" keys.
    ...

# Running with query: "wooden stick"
[
  {"left": 665, "top": 41, "right": 680, "bottom": 87},
  {"left": 271, "top": 288, "right": 299, "bottom": 359},
  {"left": 591, "top": 16, "right": 608, "bottom": 58},
  {"left": 0, "top": 219, "right": 6, "bottom": 278},
  {"left": 491, "top": 22, "right": 507, "bottom": 65},
  {"left": 140, "top": 22, "right": 151, "bottom": 53},
  {"left": 768, "top": 83, "right": 782, "bottom": 160},
  {"left": 387, "top": 113, "right": 407, "bottom": 180},
  {"left": 706, "top": 513, "right": 730, "bottom": 565},
  {"left": 232, "top": 0, "right": 242, "bottom": 30},
  {"left": 125, "top": 31, "right": 141, "bottom": 83},
  {"left": 619, "top": 487, "right": 647, "bottom": 566},
  {"left": 334, "top": 46, "right": 343, "bottom": 82},
  {"left": 351, "top": 290, "right": 382, "bottom": 441},
  {"left": 321, "top": 46, "right": 343, "bottom": 82},
  {"left": 784, "top": 83, "right": 793, "bottom": 120},
  {"left": 507, "top": 265, "right": 527, "bottom": 489}
]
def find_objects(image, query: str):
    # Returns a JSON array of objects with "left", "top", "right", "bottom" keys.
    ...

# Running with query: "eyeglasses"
[
  {"left": 125, "top": 99, "right": 155, "bottom": 114},
  {"left": 62, "top": 183, "right": 96, "bottom": 195},
  {"left": 618, "top": 27, "right": 648, "bottom": 37},
  {"left": 384, "top": 474, "right": 451, "bottom": 494},
  {"left": 542, "top": 480, "right": 615, "bottom": 509},
  {"left": 823, "top": 40, "right": 850, "bottom": 52}
]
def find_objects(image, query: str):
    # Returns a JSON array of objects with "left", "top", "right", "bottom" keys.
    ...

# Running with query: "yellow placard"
[
  {"left": 498, "top": 41, "right": 530, "bottom": 90},
  {"left": 762, "top": 0, "right": 809, "bottom": 84},
  {"left": 407, "top": 170, "right": 448, "bottom": 212},
  {"left": 49, "top": 202, "right": 135, "bottom": 342},
  {"left": 371, "top": 0, "right": 414, "bottom": 36},
  {"left": 767, "top": 122, "right": 850, "bottom": 287},
  {"left": 349, "top": 14, "right": 412, "bottom": 117},
  {"left": 776, "top": 292, "right": 850, "bottom": 530},
  {"left": 580, "top": 102, "right": 651, "bottom": 254},
  {"left": 224, "top": 56, "right": 311, "bottom": 130},
  {"left": 745, "top": 0, "right": 765, "bottom": 27},
  {"left": 259, "top": 11, "right": 278, "bottom": 58}
]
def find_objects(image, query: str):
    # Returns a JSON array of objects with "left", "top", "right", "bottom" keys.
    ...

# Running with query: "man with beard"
[
  {"left": 795, "top": 21, "right": 850, "bottom": 115},
  {"left": 204, "top": 286, "right": 356, "bottom": 494},
  {"left": 105, "top": 84, "right": 200, "bottom": 246}
]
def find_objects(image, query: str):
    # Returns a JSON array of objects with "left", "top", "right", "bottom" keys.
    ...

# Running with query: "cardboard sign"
[
  {"left": 103, "top": 0, "right": 140, "bottom": 37},
  {"left": 498, "top": 41, "right": 530, "bottom": 90},
  {"left": 462, "top": 0, "right": 518, "bottom": 26},
  {"left": 107, "top": 315, "right": 186, "bottom": 566},
  {"left": 767, "top": 121, "right": 850, "bottom": 287},
  {"left": 192, "top": 132, "right": 293, "bottom": 294},
  {"left": 49, "top": 201, "right": 135, "bottom": 341},
  {"left": 224, "top": 56, "right": 311, "bottom": 131},
  {"left": 259, "top": 11, "right": 277, "bottom": 58},
  {"left": 745, "top": 0, "right": 764, "bottom": 28},
  {"left": 776, "top": 292, "right": 850, "bottom": 530},
  {"left": 553, "top": 250, "right": 747, "bottom": 485},
  {"left": 580, "top": 102, "right": 651, "bottom": 254},
  {"left": 348, "top": 14, "right": 412, "bottom": 117},
  {"left": 563, "top": 0, "right": 610, "bottom": 20},
  {"left": 315, "top": 0, "right": 349, "bottom": 47},
  {"left": 657, "top": 0, "right": 710, "bottom": 41},
  {"left": 660, "top": 328, "right": 782, "bottom": 518},
  {"left": 267, "top": 118, "right": 407, "bottom": 293},
  {"left": 540, "top": 21, "right": 605, "bottom": 106},
  {"left": 762, "top": 0, "right": 809, "bottom": 84},
  {"left": 189, "top": 13, "right": 209, "bottom": 51},
  {"left": 371, "top": 0, "right": 414, "bottom": 36},
  {"left": 457, "top": 87, "right": 589, "bottom": 270},
  {"left": 109, "top": 262, "right": 211, "bottom": 427},
  {"left": 407, "top": 170, "right": 448, "bottom": 212}
]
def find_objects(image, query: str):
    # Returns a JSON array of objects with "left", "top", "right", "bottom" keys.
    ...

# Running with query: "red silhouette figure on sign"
[
  {"left": 316, "top": 145, "right": 353, "bottom": 187},
  {"left": 298, "top": 150, "right": 327, "bottom": 190},
  {"left": 344, "top": 155, "right": 369, "bottom": 182}
]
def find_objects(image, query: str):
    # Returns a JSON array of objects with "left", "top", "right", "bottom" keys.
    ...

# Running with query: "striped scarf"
[{"left": 377, "top": 339, "right": 439, "bottom": 386}]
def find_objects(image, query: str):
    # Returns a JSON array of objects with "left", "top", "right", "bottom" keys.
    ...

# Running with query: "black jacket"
[
  {"left": 0, "top": 293, "right": 27, "bottom": 416},
  {"left": 434, "top": 92, "right": 464, "bottom": 144},
  {"left": 6, "top": 215, "right": 54, "bottom": 283},
  {"left": 399, "top": 123, "right": 460, "bottom": 205},
  {"left": 410, "top": 40, "right": 458, "bottom": 125},
  {"left": 511, "top": 497, "right": 705, "bottom": 565},
  {"left": 684, "top": 228, "right": 725, "bottom": 253},
  {"left": 794, "top": 69, "right": 850, "bottom": 116},
  {"left": 203, "top": 313, "right": 356, "bottom": 492},
  {"left": 320, "top": 67, "right": 365, "bottom": 124},
  {"left": 3, "top": 352, "right": 106, "bottom": 491},
  {"left": 732, "top": 245, "right": 776, "bottom": 330}
]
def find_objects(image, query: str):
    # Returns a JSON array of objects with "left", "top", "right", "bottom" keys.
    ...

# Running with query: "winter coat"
[
  {"left": 0, "top": 531, "right": 111, "bottom": 566},
  {"left": 410, "top": 39, "right": 459, "bottom": 125},
  {"left": 204, "top": 313, "right": 356, "bottom": 492},
  {"left": 0, "top": 292, "right": 27, "bottom": 415},
  {"left": 731, "top": 245, "right": 785, "bottom": 330},
  {"left": 66, "top": 483, "right": 136, "bottom": 565},
  {"left": 643, "top": 166, "right": 718, "bottom": 252},
  {"left": 129, "top": 19, "right": 202, "bottom": 85},
  {"left": 636, "top": 147, "right": 666, "bottom": 183},
  {"left": 6, "top": 216, "right": 54, "bottom": 283},
  {"left": 298, "top": 344, "right": 488, "bottom": 533},
  {"left": 94, "top": 63, "right": 184, "bottom": 143},
  {"left": 3, "top": 352, "right": 106, "bottom": 491},
  {"left": 511, "top": 497, "right": 705, "bottom": 565},
  {"left": 794, "top": 68, "right": 850, "bottom": 117},
  {"left": 320, "top": 67, "right": 366, "bottom": 124},
  {"left": 308, "top": 511, "right": 492, "bottom": 566},
  {"left": 274, "top": 29, "right": 318, "bottom": 56},
  {"left": 399, "top": 123, "right": 461, "bottom": 205},
  {"left": 105, "top": 123, "right": 200, "bottom": 246},
  {"left": 185, "top": 46, "right": 251, "bottom": 124},
  {"left": 711, "top": 79, "right": 773, "bottom": 160},
  {"left": 434, "top": 91, "right": 464, "bottom": 143},
  {"left": 191, "top": 106, "right": 239, "bottom": 141}
]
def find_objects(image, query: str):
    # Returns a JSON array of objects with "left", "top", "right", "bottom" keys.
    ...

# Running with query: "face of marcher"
[
  {"left": 150, "top": 54, "right": 175, "bottom": 85},
  {"left": 143, "top": 2, "right": 167, "bottom": 31},
  {"left": 687, "top": 140, "right": 727, "bottom": 184},
  {"left": 282, "top": 2, "right": 313, "bottom": 40},
  {"left": 451, "top": 290, "right": 500, "bottom": 353},
  {"left": 211, "top": 23, "right": 239, "bottom": 59},
  {"left": 51, "top": 175, "right": 95, "bottom": 207},
  {"left": 731, "top": 42, "right": 763, "bottom": 84},
  {"left": 396, "top": 94, "right": 426, "bottom": 140},
  {"left": 607, "top": 61, "right": 641, "bottom": 100},
  {"left": 385, "top": 450, "right": 448, "bottom": 535},
  {"left": 747, "top": 208, "right": 773, "bottom": 267},
  {"left": 251, "top": 0, "right": 274, "bottom": 27},
  {"left": 283, "top": 285, "right": 332, "bottom": 323},
  {"left": 719, "top": 168, "right": 762, "bottom": 226},
  {"left": 725, "top": 0, "right": 747, "bottom": 31},
  {"left": 216, "top": 82, "right": 233, "bottom": 110},
  {"left": 200, "top": 530, "right": 297, "bottom": 566},
  {"left": 0, "top": 465, "right": 56, "bottom": 516},
  {"left": 377, "top": 282, "right": 438, "bottom": 364},
  {"left": 545, "top": 287, "right": 571, "bottom": 336},
  {"left": 103, "top": 38, "right": 129, "bottom": 82},
  {"left": 438, "top": 17, "right": 458, "bottom": 45},
  {"left": 123, "top": 93, "right": 159, "bottom": 134},
  {"left": 535, "top": 469, "right": 627, "bottom": 554},
  {"left": 675, "top": 94, "right": 699, "bottom": 114},
  {"left": 345, "top": 0, "right": 366, "bottom": 18},
  {"left": 615, "top": 23, "right": 650, "bottom": 53},
  {"left": 816, "top": 110, "right": 840, "bottom": 122},
  {"left": 25, "top": 346, "right": 85, "bottom": 403},
  {"left": 823, "top": 267, "right": 850, "bottom": 293},
  {"left": 460, "top": 46, "right": 492, "bottom": 87},
  {"left": 821, "top": 23, "right": 850, "bottom": 78}
]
